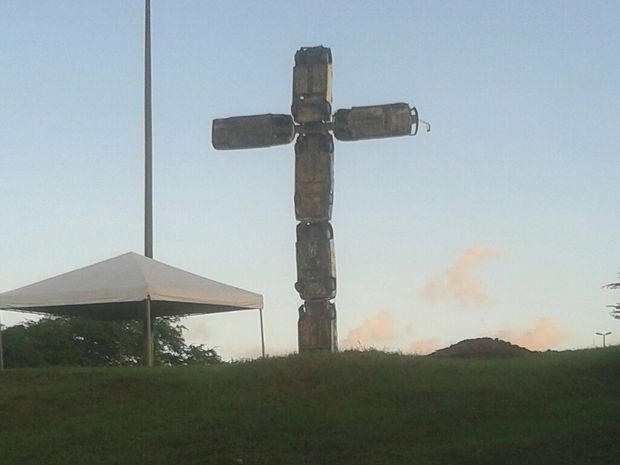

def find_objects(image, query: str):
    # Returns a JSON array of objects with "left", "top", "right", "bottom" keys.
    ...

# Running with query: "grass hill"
[
  {"left": 430, "top": 337, "right": 532, "bottom": 358},
  {"left": 1, "top": 347, "right": 619, "bottom": 465}
]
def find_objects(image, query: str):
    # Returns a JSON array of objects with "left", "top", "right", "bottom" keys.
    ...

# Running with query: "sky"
[{"left": 1, "top": 1, "right": 620, "bottom": 359}]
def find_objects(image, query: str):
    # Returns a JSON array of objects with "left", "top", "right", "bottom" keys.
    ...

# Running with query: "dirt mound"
[{"left": 430, "top": 337, "right": 532, "bottom": 358}]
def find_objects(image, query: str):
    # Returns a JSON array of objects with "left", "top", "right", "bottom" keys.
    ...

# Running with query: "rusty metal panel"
[
  {"left": 294, "top": 134, "right": 334, "bottom": 222},
  {"left": 212, "top": 114, "right": 295, "bottom": 150},
  {"left": 295, "top": 222, "right": 336, "bottom": 301},
  {"left": 291, "top": 46, "right": 333, "bottom": 123},
  {"left": 298, "top": 300, "right": 337, "bottom": 352},
  {"left": 334, "top": 103, "right": 414, "bottom": 141}
]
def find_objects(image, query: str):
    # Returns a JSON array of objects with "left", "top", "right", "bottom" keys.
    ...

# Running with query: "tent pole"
[
  {"left": 144, "top": 297, "right": 154, "bottom": 367},
  {"left": 259, "top": 308, "right": 265, "bottom": 358},
  {"left": 0, "top": 311, "right": 4, "bottom": 370}
]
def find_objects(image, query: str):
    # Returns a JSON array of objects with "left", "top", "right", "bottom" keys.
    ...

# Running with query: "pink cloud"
[
  {"left": 496, "top": 316, "right": 570, "bottom": 350},
  {"left": 422, "top": 245, "right": 502, "bottom": 306},
  {"left": 340, "top": 310, "right": 396, "bottom": 349},
  {"left": 406, "top": 337, "right": 442, "bottom": 355}
]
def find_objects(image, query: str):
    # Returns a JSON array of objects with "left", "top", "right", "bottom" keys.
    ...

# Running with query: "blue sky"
[{"left": 1, "top": 1, "right": 619, "bottom": 358}]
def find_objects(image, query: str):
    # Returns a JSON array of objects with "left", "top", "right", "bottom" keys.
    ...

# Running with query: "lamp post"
[{"left": 595, "top": 331, "right": 612, "bottom": 348}]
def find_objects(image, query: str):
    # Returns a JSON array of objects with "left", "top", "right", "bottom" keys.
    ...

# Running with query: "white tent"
[{"left": 0, "top": 252, "right": 265, "bottom": 365}]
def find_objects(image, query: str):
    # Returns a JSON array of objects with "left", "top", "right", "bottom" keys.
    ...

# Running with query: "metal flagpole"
[
  {"left": 259, "top": 309, "right": 265, "bottom": 358},
  {"left": 144, "top": 0, "right": 153, "bottom": 259},
  {"left": 143, "top": 0, "right": 154, "bottom": 367}
]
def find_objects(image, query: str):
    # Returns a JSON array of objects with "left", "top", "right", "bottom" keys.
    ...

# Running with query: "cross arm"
[
  {"left": 333, "top": 103, "right": 427, "bottom": 141},
  {"left": 212, "top": 103, "right": 429, "bottom": 150},
  {"left": 212, "top": 113, "right": 295, "bottom": 150}
]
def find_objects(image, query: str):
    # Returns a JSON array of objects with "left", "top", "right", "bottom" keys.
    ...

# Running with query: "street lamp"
[{"left": 595, "top": 331, "right": 612, "bottom": 347}]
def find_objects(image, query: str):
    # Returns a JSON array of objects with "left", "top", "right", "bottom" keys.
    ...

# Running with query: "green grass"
[{"left": 1, "top": 348, "right": 619, "bottom": 465}]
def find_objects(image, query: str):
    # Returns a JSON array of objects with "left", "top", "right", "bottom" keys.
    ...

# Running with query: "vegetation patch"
[
  {"left": 430, "top": 337, "right": 532, "bottom": 358},
  {"left": 0, "top": 347, "right": 618, "bottom": 465}
]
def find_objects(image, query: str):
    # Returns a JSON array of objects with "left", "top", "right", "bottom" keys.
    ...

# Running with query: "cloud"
[
  {"left": 406, "top": 337, "right": 442, "bottom": 355},
  {"left": 340, "top": 313, "right": 439, "bottom": 355},
  {"left": 340, "top": 310, "right": 396, "bottom": 349},
  {"left": 422, "top": 245, "right": 502, "bottom": 306},
  {"left": 496, "top": 316, "right": 570, "bottom": 350}
]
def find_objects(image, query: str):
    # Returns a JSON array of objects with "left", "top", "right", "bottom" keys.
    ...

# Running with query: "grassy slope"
[{"left": 0, "top": 348, "right": 619, "bottom": 465}]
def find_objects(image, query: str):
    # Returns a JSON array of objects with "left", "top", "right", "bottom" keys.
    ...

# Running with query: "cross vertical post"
[
  {"left": 212, "top": 46, "right": 428, "bottom": 353},
  {"left": 292, "top": 47, "right": 337, "bottom": 352}
]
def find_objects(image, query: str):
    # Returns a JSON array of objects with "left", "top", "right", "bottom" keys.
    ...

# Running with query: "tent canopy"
[{"left": 0, "top": 252, "right": 263, "bottom": 320}]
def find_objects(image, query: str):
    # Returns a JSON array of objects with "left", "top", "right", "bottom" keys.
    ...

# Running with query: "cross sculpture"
[{"left": 212, "top": 46, "right": 428, "bottom": 353}]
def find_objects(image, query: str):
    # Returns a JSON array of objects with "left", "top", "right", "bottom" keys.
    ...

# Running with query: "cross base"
[{"left": 298, "top": 300, "right": 337, "bottom": 352}]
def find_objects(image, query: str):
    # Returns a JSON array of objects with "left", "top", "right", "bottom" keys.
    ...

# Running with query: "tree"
[
  {"left": 2, "top": 316, "right": 221, "bottom": 368},
  {"left": 603, "top": 279, "right": 620, "bottom": 319}
]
